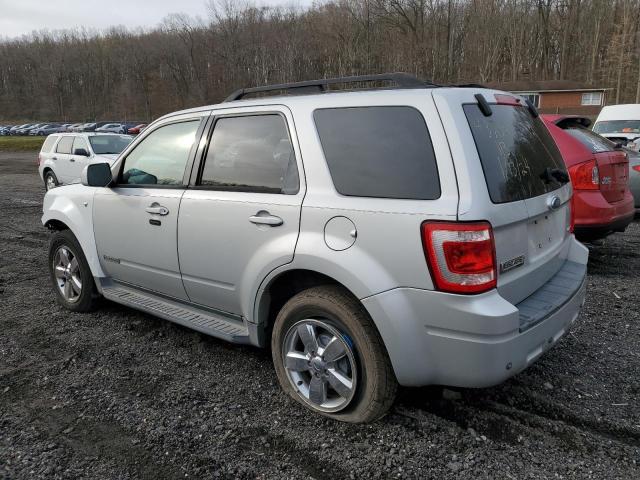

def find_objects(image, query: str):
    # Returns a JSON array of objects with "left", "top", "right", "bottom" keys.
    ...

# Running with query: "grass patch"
[{"left": 0, "top": 136, "right": 46, "bottom": 152}]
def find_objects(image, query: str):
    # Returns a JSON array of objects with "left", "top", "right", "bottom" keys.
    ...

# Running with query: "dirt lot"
[{"left": 1, "top": 151, "right": 639, "bottom": 479}]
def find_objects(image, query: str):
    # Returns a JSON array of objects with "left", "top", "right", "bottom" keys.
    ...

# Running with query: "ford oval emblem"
[{"left": 547, "top": 195, "right": 561, "bottom": 210}]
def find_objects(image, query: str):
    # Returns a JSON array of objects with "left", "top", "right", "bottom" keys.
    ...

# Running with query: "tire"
[
  {"left": 48, "top": 230, "right": 99, "bottom": 312},
  {"left": 271, "top": 285, "right": 397, "bottom": 423},
  {"left": 44, "top": 170, "right": 59, "bottom": 191}
]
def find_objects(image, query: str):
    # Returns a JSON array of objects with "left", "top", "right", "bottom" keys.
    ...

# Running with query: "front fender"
[{"left": 41, "top": 185, "right": 104, "bottom": 277}]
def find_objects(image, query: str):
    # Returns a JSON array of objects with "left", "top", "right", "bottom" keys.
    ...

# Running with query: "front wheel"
[
  {"left": 271, "top": 285, "right": 397, "bottom": 423},
  {"left": 48, "top": 230, "right": 99, "bottom": 312},
  {"left": 44, "top": 171, "right": 58, "bottom": 191}
]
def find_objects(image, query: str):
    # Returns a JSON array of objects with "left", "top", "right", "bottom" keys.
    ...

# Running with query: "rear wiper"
[{"left": 540, "top": 167, "right": 570, "bottom": 184}]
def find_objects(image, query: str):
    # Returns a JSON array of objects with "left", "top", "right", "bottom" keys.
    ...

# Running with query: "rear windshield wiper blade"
[{"left": 540, "top": 167, "right": 570, "bottom": 185}]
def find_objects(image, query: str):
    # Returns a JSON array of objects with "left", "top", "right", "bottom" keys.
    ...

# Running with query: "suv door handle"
[
  {"left": 69, "top": 158, "right": 75, "bottom": 162},
  {"left": 146, "top": 204, "right": 170, "bottom": 216},
  {"left": 249, "top": 211, "right": 283, "bottom": 227}
]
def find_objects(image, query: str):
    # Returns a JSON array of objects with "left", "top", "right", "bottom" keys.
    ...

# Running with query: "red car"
[
  {"left": 128, "top": 123, "right": 148, "bottom": 135},
  {"left": 542, "top": 114, "right": 635, "bottom": 240}
]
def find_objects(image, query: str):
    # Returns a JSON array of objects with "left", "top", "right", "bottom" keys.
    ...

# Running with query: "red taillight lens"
[
  {"left": 37, "top": 154, "right": 42, "bottom": 165},
  {"left": 421, "top": 222, "right": 497, "bottom": 294},
  {"left": 569, "top": 159, "right": 599, "bottom": 190},
  {"left": 632, "top": 165, "right": 640, "bottom": 173}
]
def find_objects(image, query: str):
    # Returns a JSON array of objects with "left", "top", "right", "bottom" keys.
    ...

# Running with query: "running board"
[{"left": 101, "top": 284, "right": 250, "bottom": 344}]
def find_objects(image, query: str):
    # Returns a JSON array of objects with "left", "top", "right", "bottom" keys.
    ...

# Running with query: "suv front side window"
[
  {"left": 119, "top": 120, "right": 200, "bottom": 186},
  {"left": 198, "top": 114, "right": 299, "bottom": 194}
]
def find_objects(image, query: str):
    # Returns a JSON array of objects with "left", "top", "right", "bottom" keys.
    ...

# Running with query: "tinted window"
[
  {"left": 199, "top": 115, "right": 298, "bottom": 194},
  {"left": 314, "top": 107, "right": 440, "bottom": 200},
  {"left": 564, "top": 127, "right": 614, "bottom": 153},
  {"left": 89, "top": 135, "right": 132, "bottom": 155},
  {"left": 41, "top": 136, "right": 57, "bottom": 153},
  {"left": 120, "top": 121, "right": 199, "bottom": 186},
  {"left": 72, "top": 137, "right": 89, "bottom": 154},
  {"left": 464, "top": 104, "right": 567, "bottom": 203},
  {"left": 55, "top": 137, "right": 74, "bottom": 154}
]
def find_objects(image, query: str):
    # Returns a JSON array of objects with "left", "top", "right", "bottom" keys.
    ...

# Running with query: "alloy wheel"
[
  {"left": 45, "top": 174, "right": 56, "bottom": 190},
  {"left": 282, "top": 319, "right": 357, "bottom": 413},
  {"left": 53, "top": 246, "right": 82, "bottom": 303}
]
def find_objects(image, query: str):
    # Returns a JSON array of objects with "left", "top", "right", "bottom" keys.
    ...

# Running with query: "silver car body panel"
[{"left": 42, "top": 86, "right": 589, "bottom": 388}]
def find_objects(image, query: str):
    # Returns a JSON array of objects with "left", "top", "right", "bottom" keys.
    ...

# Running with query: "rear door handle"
[
  {"left": 146, "top": 204, "right": 170, "bottom": 216},
  {"left": 69, "top": 158, "right": 75, "bottom": 162},
  {"left": 249, "top": 211, "right": 283, "bottom": 227}
]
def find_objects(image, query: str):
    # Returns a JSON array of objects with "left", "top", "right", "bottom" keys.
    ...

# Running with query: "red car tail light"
[
  {"left": 632, "top": 165, "right": 640, "bottom": 173},
  {"left": 569, "top": 159, "right": 599, "bottom": 190},
  {"left": 421, "top": 222, "right": 497, "bottom": 294}
]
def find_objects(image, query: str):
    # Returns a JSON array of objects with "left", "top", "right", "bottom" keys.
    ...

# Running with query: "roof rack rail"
[{"left": 224, "top": 73, "right": 438, "bottom": 102}]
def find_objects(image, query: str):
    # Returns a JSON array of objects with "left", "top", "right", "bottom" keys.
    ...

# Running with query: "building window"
[
  {"left": 520, "top": 93, "right": 540, "bottom": 108},
  {"left": 581, "top": 92, "right": 603, "bottom": 106}
]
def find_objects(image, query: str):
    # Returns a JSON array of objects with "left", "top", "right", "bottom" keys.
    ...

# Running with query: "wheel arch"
[{"left": 253, "top": 268, "right": 371, "bottom": 346}]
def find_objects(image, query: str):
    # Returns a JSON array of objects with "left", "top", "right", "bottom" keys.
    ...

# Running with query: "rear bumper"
[
  {"left": 573, "top": 190, "right": 635, "bottom": 239},
  {"left": 362, "top": 237, "right": 588, "bottom": 387}
]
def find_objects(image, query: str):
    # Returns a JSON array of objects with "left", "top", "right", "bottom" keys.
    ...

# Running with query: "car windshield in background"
[
  {"left": 564, "top": 127, "right": 615, "bottom": 153},
  {"left": 464, "top": 103, "right": 567, "bottom": 204},
  {"left": 593, "top": 120, "right": 640, "bottom": 134},
  {"left": 89, "top": 135, "right": 132, "bottom": 155}
]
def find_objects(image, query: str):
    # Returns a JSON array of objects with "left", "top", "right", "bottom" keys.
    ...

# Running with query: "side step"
[{"left": 101, "top": 283, "right": 251, "bottom": 344}]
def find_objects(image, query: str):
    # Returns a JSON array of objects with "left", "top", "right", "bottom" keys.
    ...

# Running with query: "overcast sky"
[{"left": 0, "top": 0, "right": 311, "bottom": 39}]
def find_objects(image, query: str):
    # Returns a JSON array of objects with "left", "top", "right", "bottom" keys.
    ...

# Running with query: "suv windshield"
[
  {"left": 593, "top": 120, "right": 640, "bottom": 134},
  {"left": 89, "top": 135, "right": 132, "bottom": 155},
  {"left": 464, "top": 103, "right": 567, "bottom": 204}
]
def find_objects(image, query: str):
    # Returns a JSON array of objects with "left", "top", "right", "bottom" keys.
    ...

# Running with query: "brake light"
[
  {"left": 633, "top": 165, "right": 640, "bottom": 173},
  {"left": 421, "top": 222, "right": 497, "bottom": 294},
  {"left": 37, "top": 153, "right": 42, "bottom": 165},
  {"left": 494, "top": 94, "right": 521, "bottom": 106},
  {"left": 569, "top": 159, "right": 599, "bottom": 190}
]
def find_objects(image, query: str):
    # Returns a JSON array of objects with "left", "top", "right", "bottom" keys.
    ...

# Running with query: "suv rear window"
[
  {"left": 41, "top": 136, "right": 57, "bottom": 153},
  {"left": 314, "top": 106, "right": 440, "bottom": 200},
  {"left": 563, "top": 127, "right": 614, "bottom": 153},
  {"left": 464, "top": 104, "right": 567, "bottom": 203}
]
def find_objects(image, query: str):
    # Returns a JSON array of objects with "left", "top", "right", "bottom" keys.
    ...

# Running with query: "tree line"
[{"left": 1, "top": 0, "right": 639, "bottom": 122}]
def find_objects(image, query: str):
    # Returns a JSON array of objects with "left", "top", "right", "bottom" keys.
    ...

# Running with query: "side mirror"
[
  {"left": 81, "top": 163, "right": 113, "bottom": 187},
  {"left": 74, "top": 148, "right": 89, "bottom": 156}
]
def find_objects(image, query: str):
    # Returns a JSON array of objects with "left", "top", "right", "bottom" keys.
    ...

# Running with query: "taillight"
[
  {"left": 37, "top": 153, "right": 42, "bottom": 165},
  {"left": 569, "top": 159, "right": 599, "bottom": 190},
  {"left": 632, "top": 165, "right": 640, "bottom": 173},
  {"left": 421, "top": 222, "right": 497, "bottom": 294}
]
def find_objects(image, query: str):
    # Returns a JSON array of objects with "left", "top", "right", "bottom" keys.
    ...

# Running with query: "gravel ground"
[{"left": 1, "top": 151, "right": 639, "bottom": 479}]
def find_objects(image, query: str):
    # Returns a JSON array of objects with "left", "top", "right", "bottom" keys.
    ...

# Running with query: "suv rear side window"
[
  {"left": 55, "top": 137, "right": 74, "bottom": 154},
  {"left": 41, "top": 136, "right": 57, "bottom": 153},
  {"left": 314, "top": 106, "right": 440, "bottom": 200},
  {"left": 464, "top": 104, "right": 567, "bottom": 203},
  {"left": 199, "top": 114, "right": 299, "bottom": 194},
  {"left": 563, "top": 127, "right": 614, "bottom": 153}
]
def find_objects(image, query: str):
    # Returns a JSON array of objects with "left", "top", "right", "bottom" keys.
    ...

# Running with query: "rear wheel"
[
  {"left": 271, "top": 285, "right": 397, "bottom": 423},
  {"left": 44, "top": 170, "right": 58, "bottom": 191},
  {"left": 48, "top": 230, "right": 99, "bottom": 312}
]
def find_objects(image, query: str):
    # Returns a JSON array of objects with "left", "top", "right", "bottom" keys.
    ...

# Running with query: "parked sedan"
[
  {"left": 30, "top": 124, "right": 67, "bottom": 136},
  {"left": 95, "top": 123, "right": 124, "bottom": 133},
  {"left": 128, "top": 123, "right": 148, "bottom": 135},
  {"left": 38, "top": 133, "right": 133, "bottom": 190},
  {"left": 542, "top": 114, "right": 635, "bottom": 240}
]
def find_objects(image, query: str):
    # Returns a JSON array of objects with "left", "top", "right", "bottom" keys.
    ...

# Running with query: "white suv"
[
  {"left": 42, "top": 74, "right": 588, "bottom": 423},
  {"left": 38, "top": 133, "right": 132, "bottom": 190}
]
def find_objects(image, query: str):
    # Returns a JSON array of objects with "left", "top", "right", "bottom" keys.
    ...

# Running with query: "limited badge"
[{"left": 500, "top": 255, "right": 525, "bottom": 273}]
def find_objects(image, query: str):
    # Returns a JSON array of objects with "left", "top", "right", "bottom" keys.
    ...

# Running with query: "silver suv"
[{"left": 42, "top": 74, "right": 588, "bottom": 423}]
